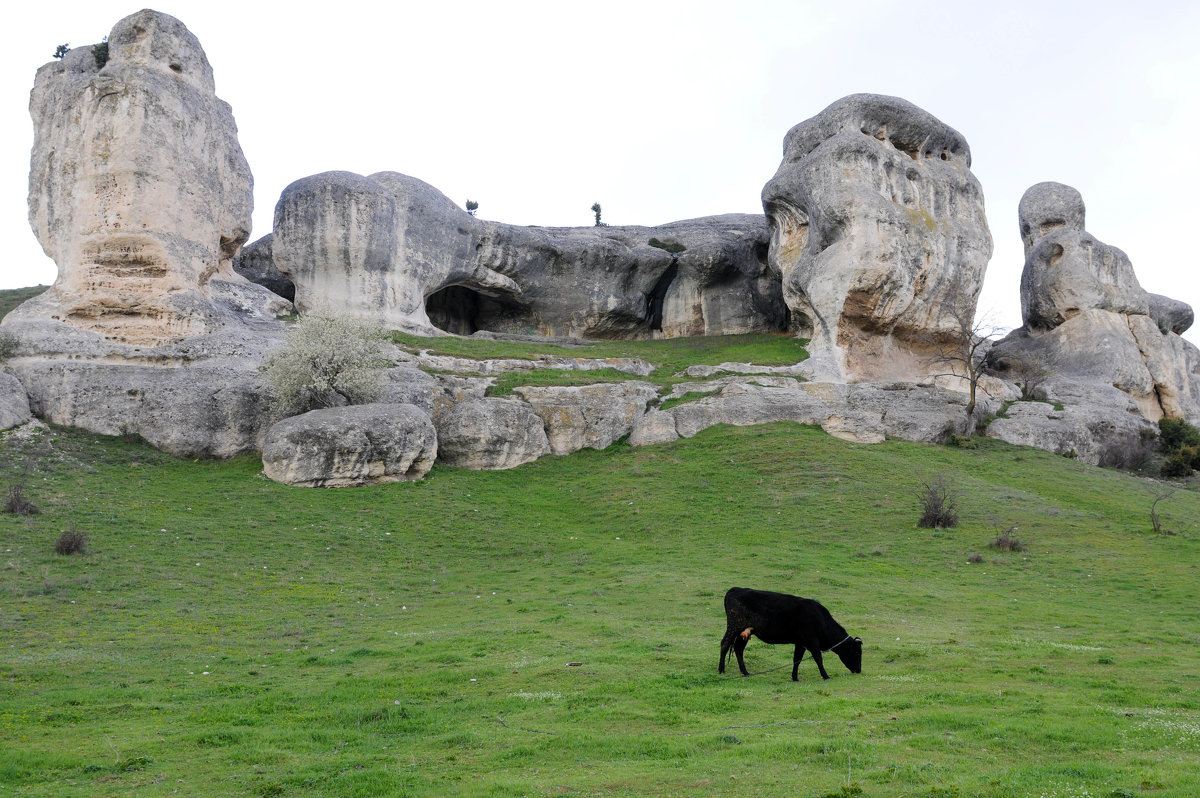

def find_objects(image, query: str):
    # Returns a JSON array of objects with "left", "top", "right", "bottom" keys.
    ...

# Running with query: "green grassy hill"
[
  {"left": 3, "top": 285, "right": 1200, "bottom": 796},
  {"left": 3, "top": 419, "right": 1199, "bottom": 797}
]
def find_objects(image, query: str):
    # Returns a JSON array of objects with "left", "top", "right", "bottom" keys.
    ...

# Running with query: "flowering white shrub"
[{"left": 261, "top": 315, "right": 393, "bottom": 417}]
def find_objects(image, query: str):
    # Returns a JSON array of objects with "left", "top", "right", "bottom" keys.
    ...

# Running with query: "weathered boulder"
[
  {"left": 233, "top": 234, "right": 294, "bottom": 302},
  {"left": 5, "top": 353, "right": 273, "bottom": 458},
  {"left": 991, "top": 182, "right": 1200, "bottom": 426},
  {"left": 262, "top": 403, "right": 436, "bottom": 487},
  {"left": 514, "top": 382, "right": 659, "bottom": 455},
  {"left": 762, "top": 94, "right": 993, "bottom": 382},
  {"left": 1149, "top": 293, "right": 1193, "bottom": 336},
  {"left": 0, "top": 370, "right": 33, "bottom": 431},
  {"left": 1018, "top": 182, "right": 1148, "bottom": 329},
  {"left": 25, "top": 9, "right": 285, "bottom": 345},
  {"left": 271, "top": 170, "right": 785, "bottom": 339},
  {"left": 434, "top": 398, "right": 550, "bottom": 469}
]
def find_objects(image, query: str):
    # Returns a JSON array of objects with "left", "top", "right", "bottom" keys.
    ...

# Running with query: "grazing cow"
[{"left": 719, "top": 587, "right": 862, "bottom": 681}]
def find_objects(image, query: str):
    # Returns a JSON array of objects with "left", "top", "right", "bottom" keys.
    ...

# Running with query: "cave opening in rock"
[
  {"left": 425, "top": 284, "right": 527, "bottom": 336},
  {"left": 646, "top": 262, "right": 679, "bottom": 332}
]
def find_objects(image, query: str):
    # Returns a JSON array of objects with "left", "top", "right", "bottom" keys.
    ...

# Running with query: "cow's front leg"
[
  {"left": 810, "top": 648, "right": 831, "bottom": 680},
  {"left": 791, "top": 644, "right": 806, "bottom": 681}
]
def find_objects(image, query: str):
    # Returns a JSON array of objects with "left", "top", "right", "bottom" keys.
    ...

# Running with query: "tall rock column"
[
  {"left": 990, "top": 182, "right": 1200, "bottom": 424},
  {"left": 26, "top": 9, "right": 278, "bottom": 345},
  {"left": 5, "top": 10, "right": 290, "bottom": 457},
  {"left": 762, "top": 94, "right": 993, "bottom": 382}
]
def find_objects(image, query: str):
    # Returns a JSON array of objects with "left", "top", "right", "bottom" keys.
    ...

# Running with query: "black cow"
[{"left": 719, "top": 587, "right": 862, "bottom": 681}]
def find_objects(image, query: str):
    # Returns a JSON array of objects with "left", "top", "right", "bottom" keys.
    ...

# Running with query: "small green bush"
[
  {"left": 260, "top": 315, "right": 393, "bottom": 417},
  {"left": 92, "top": 37, "right": 109, "bottom": 69},
  {"left": 647, "top": 237, "right": 686, "bottom": 255},
  {"left": 1158, "top": 417, "right": 1200, "bottom": 453}
]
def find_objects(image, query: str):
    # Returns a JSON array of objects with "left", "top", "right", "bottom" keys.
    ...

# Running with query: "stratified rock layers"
[{"left": 762, "top": 94, "right": 993, "bottom": 382}]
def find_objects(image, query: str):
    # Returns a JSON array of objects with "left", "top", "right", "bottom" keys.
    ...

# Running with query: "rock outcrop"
[
  {"left": 0, "top": 370, "right": 33, "bottom": 431},
  {"left": 270, "top": 170, "right": 785, "bottom": 339},
  {"left": 514, "top": 382, "right": 659, "bottom": 455},
  {"left": 24, "top": 9, "right": 285, "bottom": 345},
  {"left": 3, "top": 10, "right": 292, "bottom": 458},
  {"left": 233, "top": 235, "right": 294, "bottom": 303},
  {"left": 988, "top": 182, "right": 1200, "bottom": 460},
  {"left": 629, "top": 377, "right": 993, "bottom": 447},
  {"left": 434, "top": 398, "right": 550, "bottom": 470},
  {"left": 11, "top": 10, "right": 1198, "bottom": 478},
  {"left": 262, "top": 403, "right": 437, "bottom": 487},
  {"left": 762, "top": 94, "right": 993, "bottom": 382}
]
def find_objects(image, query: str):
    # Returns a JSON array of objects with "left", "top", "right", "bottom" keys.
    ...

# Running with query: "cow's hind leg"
[
  {"left": 733, "top": 635, "right": 751, "bottom": 676},
  {"left": 792, "top": 644, "right": 806, "bottom": 681},
  {"left": 719, "top": 628, "right": 738, "bottom": 674}
]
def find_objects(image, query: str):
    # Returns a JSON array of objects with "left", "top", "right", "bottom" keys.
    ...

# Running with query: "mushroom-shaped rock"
[
  {"left": 762, "top": 93, "right": 993, "bottom": 382},
  {"left": 262, "top": 404, "right": 437, "bottom": 487},
  {"left": 435, "top": 398, "right": 550, "bottom": 470}
]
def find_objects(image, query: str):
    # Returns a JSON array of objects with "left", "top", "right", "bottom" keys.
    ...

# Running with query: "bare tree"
[
  {"left": 1005, "top": 352, "right": 1051, "bottom": 400},
  {"left": 1150, "top": 483, "right": 1175, "bottom": 535},
  {"left": 922, "top": 300, "right": 1008, "bottom": 434}
]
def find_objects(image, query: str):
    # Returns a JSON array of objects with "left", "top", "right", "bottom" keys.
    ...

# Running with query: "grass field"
[{"left": 3, "top": 418, "right": 1200, "bottom": 797}]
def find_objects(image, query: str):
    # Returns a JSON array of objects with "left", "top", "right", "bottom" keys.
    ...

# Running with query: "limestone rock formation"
[
  {"left": 25, "top": 9, "right": 285, "bottom": 345},
  {"left": 262, "top": 403, "right": 437, "bottom": 487},
  {"left": 270, "top": 170, "right": 784, "bottom": 339},
  {"left": 434, "top": 398, "right": 550, "bottom": 470},
  {"left": 3, "top": 9, "right": 292, "bottom": 458},
  {"left": 762, "top": 94, "right": 993, "bottom": 382},
  {"left": 514, "top": 382, "right": 659, "bottom": 455},
  {"left": 0, "top": 371, "right": 33, "bottom": 431},
  {"left": 636, "top": 377, "right": 984, "bottom": 446},
  {"left": 1017, "top": 182, "right": 1148, "bottom": 328},
  {"left": 233, "top": 235, "right": 294, "bottom": 302},
  {"left": 989, "top": 182, "right": 1200, "bottom": 439}
]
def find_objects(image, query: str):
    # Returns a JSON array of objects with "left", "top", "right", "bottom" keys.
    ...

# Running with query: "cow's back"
[{"left": 724, "top": 587, "right": 827, "bottom": 642}]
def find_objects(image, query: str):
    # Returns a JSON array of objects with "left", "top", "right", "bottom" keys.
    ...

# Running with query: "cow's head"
[{"left": 834, "top": 637, "right": 863, "bottom": 674}]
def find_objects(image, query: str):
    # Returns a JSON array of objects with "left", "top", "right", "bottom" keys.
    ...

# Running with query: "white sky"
[{"left": 3, "top": 1, "right": 1198, "bottom": 341}]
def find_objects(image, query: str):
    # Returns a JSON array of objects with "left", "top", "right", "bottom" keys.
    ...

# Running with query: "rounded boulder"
[{"left": 263, "top": 403, "right": 437, "bottom": 487}]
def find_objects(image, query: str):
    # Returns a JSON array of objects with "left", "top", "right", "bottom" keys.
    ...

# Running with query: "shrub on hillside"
[
  {"left": 55, "top": 524, "right": 87, "bottom": 555},
  {"left": 1157, "top": 417, "right": 1200, "bottom": 477},
  {"left": 1158, "top": 417, "right": 1200, "bottom": 452},
  {"left": 1097, "top": 432, "right": 1156, "bottom": 472},
  {"left": 4, "top": 483, "right": 37, "bottom": 515},
  {"left": 260, "top": 315, "right": 393, "bottom": 418},
  {"left": 916, "top": 475, "right": 958, "bottom": 529}
]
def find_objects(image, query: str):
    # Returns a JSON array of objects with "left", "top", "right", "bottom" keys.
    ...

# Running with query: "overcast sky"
[{"left": 3, "top": 1, "right": 1197, "bottom": 340}]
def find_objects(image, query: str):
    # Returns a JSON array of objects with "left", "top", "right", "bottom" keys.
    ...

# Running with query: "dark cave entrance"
[
  {"left": 646, "top": 262, "right": 679, "bottom": 332},
  {"left": 425, "top": 284, "right": 526, "bottom": 336}
]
